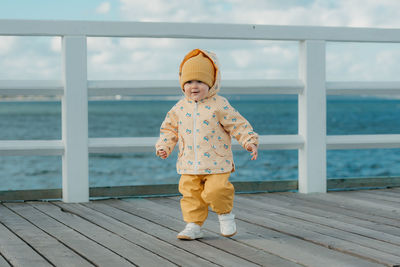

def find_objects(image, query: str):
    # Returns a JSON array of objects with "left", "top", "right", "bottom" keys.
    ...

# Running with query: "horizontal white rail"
[
  {"left": 327, "top": 134, "right": 400, "bottom": 149},
  {"left": 89, "top": 135, "right": 304, "bottom": 154},
  {"left": 257, "top": 135, "right": 304, "bottom": 150},
  {"left": 89, "top": 137, "right": 156, "bottom": 153},
  {"left": 0, "top": 135, "right": 304, "bottom": 156},
  {"left": 1, "top": 20, "right": 400, "bottom": 43},
  {"left": 0, "top": 140, "right": 63, "bottom": 156},
  {"left": 0, "top": 80, "right": 64, "bottom": 95},
  {"left": 3, "top": 134, "right": 400, "bottom": 156},
  {"left": 327, "top": 82, "right": 400, "bottom": 95}
]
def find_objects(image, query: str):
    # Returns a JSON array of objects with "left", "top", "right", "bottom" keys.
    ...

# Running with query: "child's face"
[{"left": 183, "top": 80, "right": 210, "bottom": 102}]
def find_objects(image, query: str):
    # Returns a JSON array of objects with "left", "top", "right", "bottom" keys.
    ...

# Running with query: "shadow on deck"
[{"left": 0, "top": 188, "right": 400, "bottom": 267}]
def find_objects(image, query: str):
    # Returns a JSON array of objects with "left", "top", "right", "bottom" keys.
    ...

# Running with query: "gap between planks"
[{"left": 134, "top": 196, "right": 384, "bottom": 267}]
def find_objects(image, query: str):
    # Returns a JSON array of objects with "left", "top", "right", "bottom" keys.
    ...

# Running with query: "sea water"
[{"left": 0, "top": 96, "right": 400, "bottom": 190}]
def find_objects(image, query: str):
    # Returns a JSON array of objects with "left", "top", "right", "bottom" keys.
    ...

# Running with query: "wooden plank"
[
  {"left": 234, "top": 180, "right": 298, "bottom": 193},
  {"left": 300, "top": 191, "right": 400, "bottom": 221},
  {"left": 135, "top": 197, "right": 382, "bottom": 267},
  {"left": 82, "top": 202, "right": 226, "bottom": 266},
  {"left": 370, "top": 189, "right": 400, "bottom": 198},
  {"left": 165, "top": 197, "right": 400, "bottom": 266},
  {"left": 90, "top": 179, "right": 400, "bottom": 198},
  {"left": 331, "top": 191, "right": 400, "bottom": 211},
  {"left": 4, "top": 202, "right": 133, "bottom": 267},
  {"left": 233, "top": 195, "right": 400, "bottom": 260},
  {"left": 273, "top": 192, "right": 400, "bottom": 236},
  {"left": 1, "top": 179, "right": 399, "bottom": 201},
  {"left": 347, "top": 190, "right": 400, "bottom": 204},
  {"left": 236, "top": 194, "right": 400, "bottom": 247},
  {"left": 275, "top": 191, "right": 400, "bottom": 228},
  {"left": 328, "top": 191, "right": 400, "bottom": 219},
  {"left": 101, "top": 199, "right": 278, "bottom": 267},
  {"left": 367, "top": 189, "right": 400, "bottom": 202},
  {"left": 0, "top": 181, "right": 298, "bottom": 201},
  {"left": 232, "top": 206, "right": 400, "bottom": 265},
  {"left": 90, "top": 184, "right": 179, "bottom": 198},
  {"left": 85, "top": 200, "right": 267, "bottom": 267},
  {"left": 130, "top": 198, "right": 302, "bottom": 267},
  {"left": 29, "top": 202, "right": 176, "bottom": 267},
  {"left": 327, "top": 177, "right": 400, "bottom": 190},
  {"left": 0, "top": 205, "right": 92, "bottom": 267},
  {"left": 0, "top": 208, "right": 51, "bottom": 267},
  {"left": 0, "top": 189, "right": 61, "bottom": 201},
  {"left": 0, "top": 255, "right": 10, "bottom": 267},
  {"left": 54, "top": 202, "right": 217, "bottom": 267}
]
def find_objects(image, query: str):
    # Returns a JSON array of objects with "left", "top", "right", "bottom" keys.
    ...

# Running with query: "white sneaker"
[
  {"left": 218, "top": 212, "right": 237, "bottom": 237},
  {"left": 177, "top": 223, "right": 204, "bottom": 240}
]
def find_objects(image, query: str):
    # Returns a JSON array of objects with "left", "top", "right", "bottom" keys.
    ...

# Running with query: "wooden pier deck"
[{"left": 0, "top": 188, "right": 399, "bottom": 267}]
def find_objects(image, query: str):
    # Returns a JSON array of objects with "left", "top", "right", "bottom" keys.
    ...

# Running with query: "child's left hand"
[{"left": 246, "top": 144, "right": 258, "bottom": 160}]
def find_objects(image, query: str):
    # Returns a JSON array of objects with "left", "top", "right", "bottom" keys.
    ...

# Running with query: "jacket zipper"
[{"left": 193, "top": 102, "right": 198, "bottom": 173}]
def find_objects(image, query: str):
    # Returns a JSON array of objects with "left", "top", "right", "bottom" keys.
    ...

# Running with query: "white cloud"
[
  {"left": 327, "top": 42, "right": 400, "bottom": 81},
  {"left": 118, "top": 0, "right": 400, "bottom": 28},
  {"left": 130, "top": 51, "right": 149, "bottom": 62},
  {"left": 84, "top": 37, "right": 298, "bottom": 80},
  {"left": 0, "top": 37, "right": 61, "bottom": 80},
  {"left": 96, "top": 2, "right": 111, "bottom": 14},
  {"left": 0, "top": 36, "right": 17, "bottom": 55},
  {"left": 120, "top": 0, "right": 192, "bottom": 22},
  {"left": 262, "top": 45, "right": 295, "bottom": 61},
  {"left": 91, "top": 51, "right": 112, "bottom": 65},
  {"left": 2, "top": 1, "right": 400, "bottom": 82},
  {"left": 230, "top": 49, "right": 252, "bottom": 68},
  {"left": 113, "top": 0, "right": 400, "bottom": 82}
]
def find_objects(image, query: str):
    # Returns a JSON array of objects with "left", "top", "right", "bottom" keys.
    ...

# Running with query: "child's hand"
[
  {"left": 157, "top": 149, "right": 168, "bottom": 159},
  {"left": 246, "top": 144, "right": 258, "bottom": 160}
]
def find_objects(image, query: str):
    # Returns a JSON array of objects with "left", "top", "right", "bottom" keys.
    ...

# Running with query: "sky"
[{"left": 1, "top": 0, "right": 400, "bottom": 82}]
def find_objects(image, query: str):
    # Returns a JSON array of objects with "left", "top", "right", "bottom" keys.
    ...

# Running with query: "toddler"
[{"left": 156, "top": 48, "right": 258, "bottom": 240}]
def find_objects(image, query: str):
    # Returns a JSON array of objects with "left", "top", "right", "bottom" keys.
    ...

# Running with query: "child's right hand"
[
  {"left": 157, "top": 149, "right": 168, "bottom": 159},
  {"left": 246, "top": 144, "right": 258, "bottom": 161}
]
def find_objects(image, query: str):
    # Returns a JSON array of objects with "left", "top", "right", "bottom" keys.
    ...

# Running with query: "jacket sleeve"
[
  {"left": 217, "top": 99, "right": 259, "bottom": 149},
  {"left": 155, "top": 107, "right": 179, "bottom": 157}
]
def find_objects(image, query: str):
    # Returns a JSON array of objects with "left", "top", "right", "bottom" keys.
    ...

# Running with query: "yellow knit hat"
[{"left": 180, "top": 53, "right": 215, "bottom": 88}]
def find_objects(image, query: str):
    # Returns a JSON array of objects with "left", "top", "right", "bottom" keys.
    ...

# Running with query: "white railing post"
[
  {"left": 298, "top": 40, "right": 327, "bottom": 193},
  {"left": 61, "top": 36, "right": 89, "bottom": 202}
]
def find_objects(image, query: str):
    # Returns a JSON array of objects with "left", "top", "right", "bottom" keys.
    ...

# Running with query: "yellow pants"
[{"left": 178, "top": 173, "right": 234, "bottom": 226}]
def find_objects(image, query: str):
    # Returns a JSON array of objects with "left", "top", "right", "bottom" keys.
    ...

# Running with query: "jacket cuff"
[
  {"left": 156, "top": 145, "right": 171, "bottom": 156},
  {"left": 243, "top": 137, "right": 259, "bottom": 150}
]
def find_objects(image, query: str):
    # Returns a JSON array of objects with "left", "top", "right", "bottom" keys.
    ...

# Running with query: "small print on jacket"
[{"left": 156, "top": 49, "right": 258, "bottom": 175}]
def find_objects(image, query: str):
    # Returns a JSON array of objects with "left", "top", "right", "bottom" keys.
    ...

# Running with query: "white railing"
[{"left": 1, "top": 20, "right": 400, "bottom": 202}]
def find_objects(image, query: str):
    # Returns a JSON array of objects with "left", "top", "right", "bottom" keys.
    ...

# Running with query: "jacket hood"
[{"left": 179, "top": 48, "right": 221, "bottom": 99}]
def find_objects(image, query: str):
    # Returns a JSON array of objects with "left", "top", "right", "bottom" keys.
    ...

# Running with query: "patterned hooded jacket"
[{"left": 156, "top": 48, "right": 258, "bottom": 175}]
